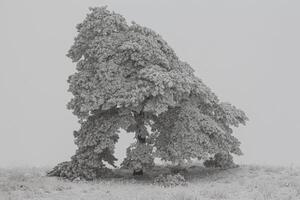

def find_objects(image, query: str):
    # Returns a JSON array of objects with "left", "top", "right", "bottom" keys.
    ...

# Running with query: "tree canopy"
[{"left": 48, "top": 6, "right": 248, "bottom": 180}]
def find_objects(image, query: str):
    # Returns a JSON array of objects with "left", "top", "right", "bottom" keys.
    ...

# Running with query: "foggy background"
[{"left": 1, "top": 0, "right": 299, "bottom": 168}]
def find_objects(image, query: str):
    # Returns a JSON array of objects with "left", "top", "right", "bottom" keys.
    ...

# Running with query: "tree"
[{"left": 48, "top": 6, "right": 248, "bottom": 180}]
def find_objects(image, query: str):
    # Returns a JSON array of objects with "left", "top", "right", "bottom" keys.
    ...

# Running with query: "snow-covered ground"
[{"left": 0, "top": 165, "right": 300, "bottom": 200}]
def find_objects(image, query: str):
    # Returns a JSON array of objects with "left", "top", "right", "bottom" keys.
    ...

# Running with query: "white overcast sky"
[{"left": 0, "top": 0, "right": 300, "bottom": 167}]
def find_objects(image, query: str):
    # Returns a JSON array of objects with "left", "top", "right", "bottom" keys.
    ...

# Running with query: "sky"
[{"left": 0, "top": 0, "right": 300, "bottom": 168}]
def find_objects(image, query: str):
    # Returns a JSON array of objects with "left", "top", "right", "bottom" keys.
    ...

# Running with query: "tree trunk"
[{"left": 132, "top": 112, "right": 147, "bottom": 176}]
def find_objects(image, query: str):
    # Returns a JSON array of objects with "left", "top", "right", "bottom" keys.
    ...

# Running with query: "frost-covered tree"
[{"left": 48, "top": 6, "right": 248, "bottom": 180}]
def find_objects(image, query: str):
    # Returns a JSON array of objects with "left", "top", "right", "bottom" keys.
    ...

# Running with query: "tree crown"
[{"left": 65, "top": 6, "right": 248, "bottom": 171}]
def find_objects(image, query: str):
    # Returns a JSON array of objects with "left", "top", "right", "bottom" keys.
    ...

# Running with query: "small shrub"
[
  {"left": 203, "top": 152, "right": 238, "bottom": 169},
  {"left": 154, "top": 173, "right": 187, "bottom": 187},
  {"left": 47, "top": 161, "right": 113, "bottom": 181},
  {"left": 169, "top": 166, "right": 188, "bottom": 175}
]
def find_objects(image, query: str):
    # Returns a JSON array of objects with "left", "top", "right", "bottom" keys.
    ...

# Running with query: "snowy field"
[{"left": 1, "top": 165, "right": 300, "bottom": 200}]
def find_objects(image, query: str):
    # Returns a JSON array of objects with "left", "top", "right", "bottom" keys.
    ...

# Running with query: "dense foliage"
[
  {"left": 203, "top": 152, "right": 238, "bottom": 169},
  {"left": 48, "top": 6, "right": 248, "bottom": 180}
]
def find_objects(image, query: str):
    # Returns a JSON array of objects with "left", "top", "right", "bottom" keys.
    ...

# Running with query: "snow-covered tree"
[{"left": 48, "top": 6, "right": 248, "bottom": 180}]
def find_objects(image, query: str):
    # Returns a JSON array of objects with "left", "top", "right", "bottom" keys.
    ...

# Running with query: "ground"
[{"left": 0, "top": 164, "right": 300, "bottom": 200}]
